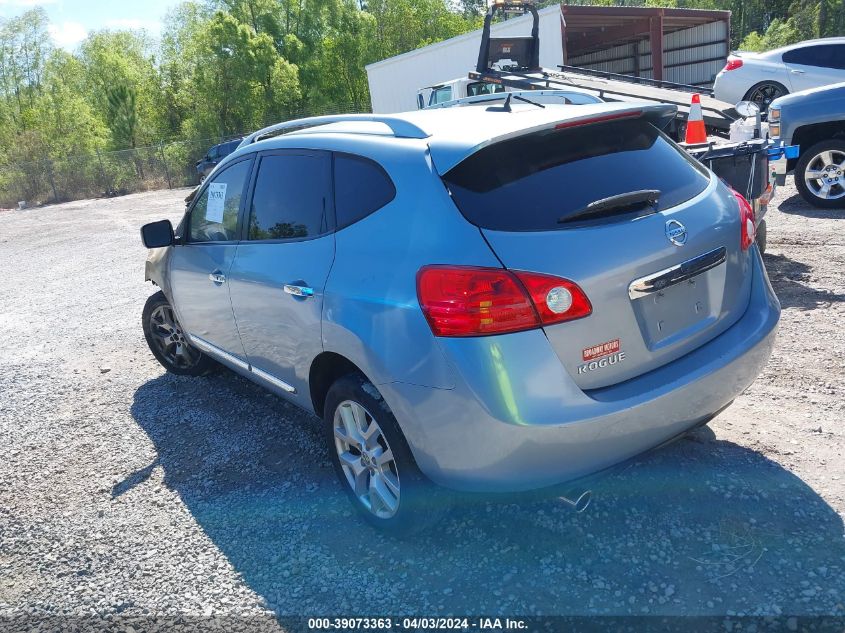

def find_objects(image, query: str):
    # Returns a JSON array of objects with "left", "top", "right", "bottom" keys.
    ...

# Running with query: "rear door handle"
[
  {"left": 283, "top": 284, "right": 314, "bottom": 297},
  {"left": 209, "top": 271, "right": 226, "bottom": 285}
]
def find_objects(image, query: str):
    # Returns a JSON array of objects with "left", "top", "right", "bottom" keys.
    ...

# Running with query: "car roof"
[{"left": 229, "top": 101, "right": 675, "bottom": 174}]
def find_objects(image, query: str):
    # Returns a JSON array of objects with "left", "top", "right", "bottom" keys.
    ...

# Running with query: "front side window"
[
  {"left": 189, "top": 159, "right": 251, "bottom": 242},
  {"left": 247, "top": 153, "right": 331, "bottom": 241}
]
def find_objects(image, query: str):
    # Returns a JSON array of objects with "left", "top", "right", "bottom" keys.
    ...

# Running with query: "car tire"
[
  {"left": 324, "top": 373, "right": 445, "bottom": 535},
  {"left": 742, "top": 81, "right": 788, "bottom": 113},
  {"left": 795, "top": 140, "right": 845, "bottom": 209},
  {"left": 142, "top": 291, "right": 218, "bottom": 376},
  {"left": 756, "top": 219, "right": 767, "bottom": 254}
]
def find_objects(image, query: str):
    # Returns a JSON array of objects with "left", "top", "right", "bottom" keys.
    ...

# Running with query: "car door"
[
  {"left": 782, "top": 44, "right": 845, "bottom": 92},
  {"left": 227, "top": 150, "right": 335, "bottom": 404},
  {"left": 169, "top": 156, "right": 253, "bottom": 366}
]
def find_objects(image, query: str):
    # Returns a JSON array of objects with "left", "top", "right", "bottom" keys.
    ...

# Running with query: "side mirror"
[
  {"left": 141, "top": 219, "right": 175, "bottom": 249},
  {"left": 735, "top": 100, "right": 760, "bottom": 119}
]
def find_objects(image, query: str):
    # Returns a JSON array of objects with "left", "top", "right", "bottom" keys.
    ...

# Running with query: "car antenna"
[{"left": 486, "top": 93, "right": 513, "bottom": 112}]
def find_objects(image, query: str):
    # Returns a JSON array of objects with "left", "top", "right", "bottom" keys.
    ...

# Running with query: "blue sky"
[{"left": 0, "top": 0, "right": 185, "bottom": 49}]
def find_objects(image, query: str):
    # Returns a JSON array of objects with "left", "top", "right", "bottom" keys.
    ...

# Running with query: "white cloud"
[
  {"left": 47, "top": 20, "right": 86, "bottom": 50},
  {"left": 103, "top": 18, "right": 162, "bottom": 34}
]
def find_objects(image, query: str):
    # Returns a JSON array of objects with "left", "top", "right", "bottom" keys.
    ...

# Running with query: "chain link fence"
[
  {"left": 0, "top": 103, "right": 365, "bottom": 208},
  {"left": 0, "top": 137, "right": 230, "bottom": 208}
]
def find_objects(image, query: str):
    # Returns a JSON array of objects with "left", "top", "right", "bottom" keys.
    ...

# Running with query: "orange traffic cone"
[{"left": 685, "top": 93, "right": 707, "bottom": 144}]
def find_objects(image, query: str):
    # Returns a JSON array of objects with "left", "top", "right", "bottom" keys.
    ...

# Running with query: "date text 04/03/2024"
[{"left": 307, "top": 617, "right": 528, "bottom": 630}]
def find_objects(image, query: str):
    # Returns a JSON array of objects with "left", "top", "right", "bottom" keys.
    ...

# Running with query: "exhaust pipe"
[{"left": 560, "top": 489, "right": 592, "bottom": 513}]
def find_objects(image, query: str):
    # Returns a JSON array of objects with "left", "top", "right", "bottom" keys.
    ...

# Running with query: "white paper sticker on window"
[{"left": 206, "top": 183, "right": 227, "bottom": 223}]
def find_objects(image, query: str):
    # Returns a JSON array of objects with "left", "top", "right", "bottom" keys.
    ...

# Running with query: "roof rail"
[{"left": 239, "top": 114, "right": 429, "bottom": 147}]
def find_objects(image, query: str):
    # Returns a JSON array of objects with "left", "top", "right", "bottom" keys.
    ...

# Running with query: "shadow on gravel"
[
  {"left": 763, "top": 252, "right": 845, "bottom": 310},
  {"left": 129, "top": 372, "right": 845, "bottom": 619},
  {"left": 776, "top": 192, "right": 845, "bottom": 219}
]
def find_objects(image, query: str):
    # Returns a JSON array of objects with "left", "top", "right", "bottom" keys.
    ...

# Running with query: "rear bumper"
[{"left": 381, "top": 248, "right": 780, "bottom": 492}]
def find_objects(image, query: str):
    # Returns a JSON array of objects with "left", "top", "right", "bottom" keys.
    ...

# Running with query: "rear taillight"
[
  {"left": 416, "top": 266, "right": 591, "bottom": 337},
  {"left": 723, "top": 57, "right": 743, "bottom": 72},
  {"left": 511, "top": 271, "right": 593, "bottom": 326},
  {"left": 730, "top": 189, "right": 755, "bottom": 250}
]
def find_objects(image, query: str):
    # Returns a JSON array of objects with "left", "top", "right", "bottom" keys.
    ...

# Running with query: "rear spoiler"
[{"left": 432, "top": 103, "right": 677, "bottom": 174}]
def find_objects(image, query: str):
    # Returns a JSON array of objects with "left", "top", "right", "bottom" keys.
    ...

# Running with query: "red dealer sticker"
[{"left": 582, "top": 338, "right": 621, "bottom": 362}]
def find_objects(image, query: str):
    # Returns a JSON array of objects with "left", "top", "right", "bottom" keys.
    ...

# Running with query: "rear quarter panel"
[
  {"left": 715, "top": 56, "right": 792, "bottom": 103},
  {"left": 321, "top": 144, "right": 500, "bottom": 390}
]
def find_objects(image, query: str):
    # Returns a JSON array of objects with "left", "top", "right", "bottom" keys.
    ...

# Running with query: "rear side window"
[
  {"left": 247, "top": 153, "right": 331, "bottom": 240},
  {"left": 333, "top": 153, "right": 396, "bottom": 229},
  {"left": 442, "top": 119, "right": 711, "bottom": 232},
  {"left": 783, "top": 45, "right": 845, "bottom": 69}
]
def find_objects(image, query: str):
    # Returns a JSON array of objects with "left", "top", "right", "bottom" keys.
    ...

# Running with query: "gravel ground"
[{"left": 1, "top": 180, "right": 844, "bottom": 630}]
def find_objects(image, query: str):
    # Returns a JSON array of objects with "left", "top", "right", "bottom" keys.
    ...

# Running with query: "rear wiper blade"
[
  {"left": 512, "top": 94, "right": 545, "bottom": 109},
  {"left": 559, "top": 189, "right": 661, "bottom": 224}
]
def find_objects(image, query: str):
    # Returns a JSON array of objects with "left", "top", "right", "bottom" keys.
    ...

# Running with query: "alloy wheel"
[
  {"left": 803, "top": 149, "right": 845, "bottom": 202},
  {"left": 747, "top": 83, "right": 785, "bottom": 111},
  {"left": 333, "top": 400, "right": 401, "bottom": 519},
  {"left": 149, "top": 304, "right": 200, "bottom": 370}
]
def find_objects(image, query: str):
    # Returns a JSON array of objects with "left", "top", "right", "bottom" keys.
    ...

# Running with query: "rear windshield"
[{"left": 442, "top": 119, "right": 711, "bottom": 231}]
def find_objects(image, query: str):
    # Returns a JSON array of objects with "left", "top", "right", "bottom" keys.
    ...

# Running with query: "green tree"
[
  {"left": 180, "top": 10, "right": 301, "bottom": 138},
  {"left": 106, "top": 84, "right": 139, "bottom": 149},
  {"left": 78, "top": 30, "right": 159, "bottom": 148},
  {"left": 0, "top": 8, "right": 51, "bottom": 129}
]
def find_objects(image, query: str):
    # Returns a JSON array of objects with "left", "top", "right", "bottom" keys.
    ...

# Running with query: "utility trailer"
[{"left": 469, "top": 67, "right": 737, "bottom": 139}]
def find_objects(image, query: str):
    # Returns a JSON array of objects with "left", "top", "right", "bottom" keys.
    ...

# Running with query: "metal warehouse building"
[
  {"left": 563, "top": 5, "right": 731, "bottom": 87},
  {"left": 366, "top": 4, "right": 731, "bottom": 113}
]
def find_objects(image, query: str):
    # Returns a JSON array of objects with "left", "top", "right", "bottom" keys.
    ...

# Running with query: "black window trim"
[
  {"left": 239, "top": 148, "right": 336, "bottom": 244},
  {"left": 331, "top": 151, "right": 397, "bottom": 232},
  {"left": 183, "top": 154, "right": 255, "bottom": 246}
]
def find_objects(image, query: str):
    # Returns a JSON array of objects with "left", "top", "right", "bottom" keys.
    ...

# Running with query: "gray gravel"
[{"left": 1, "top": 182, "right": 844, "bottom": 628}]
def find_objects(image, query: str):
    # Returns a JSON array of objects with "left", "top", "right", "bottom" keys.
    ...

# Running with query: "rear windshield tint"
[{"left": 442, "top": 119, "right": 711, "bottom": 231}]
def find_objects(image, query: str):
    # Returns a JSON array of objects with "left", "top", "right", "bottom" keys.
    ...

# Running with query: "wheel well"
[
  {"left": 742, "top": 80, "right": 788, "bottom": 101},
  {"left": 791, "top": 121, "right": 845, "bottom": 170},
  {"left": 309, "top": 352, "right": 367, "bottom": 418}
]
